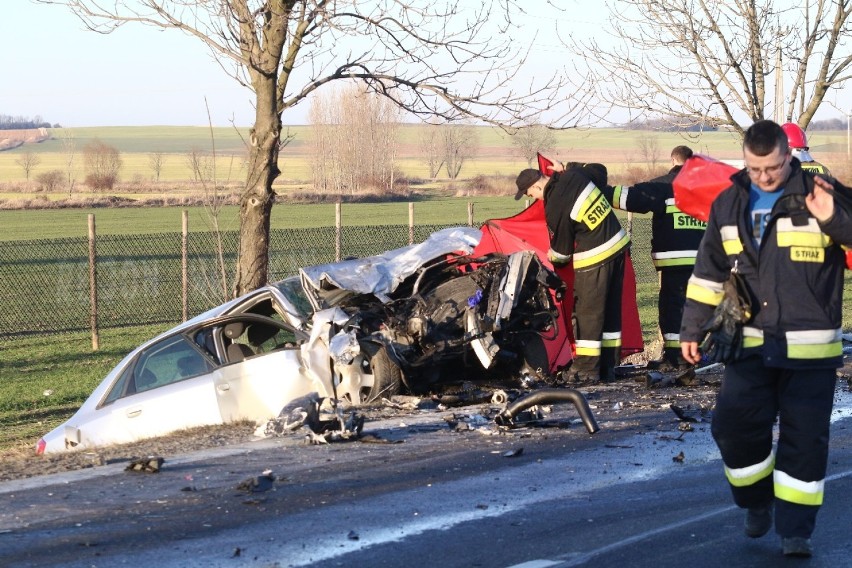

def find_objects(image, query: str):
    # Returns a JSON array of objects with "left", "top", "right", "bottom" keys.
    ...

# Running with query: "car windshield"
[{"left": 271, "top": 277, "right": 313, "bottom": 320}]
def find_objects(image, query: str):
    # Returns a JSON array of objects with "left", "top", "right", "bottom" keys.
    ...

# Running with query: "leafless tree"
[
  {"left": 571, "top": 0, "right": 852, "bottom": 136},
  {"left": 636, "top": 136, "right": 661, "bottom": 176},
  {"left": 185, "top": 147, "right": 209, "bottom": 183},
  {"left": 148, "top": 151, "right": 165, "bottom": 182},
  {"left": 14, "top": 151, "right": 42, "bottom": 180},
  {"left": 511, "top": 124, "right": 557, "bottom": 166},
  {"left": 43, "top": 1, "right": 594, "bottom": 296},
  {"left": 310, "top": 84, "right": 400, "bottom": 194},
  {"left": 58, "top": 129, "right": 77, "bottom": 197},
  {"left": 36, "top": 170, "right": 64, "bottom": 192},
  {"left": 419, "top": 124, "right": 445, "bottom": 179},
  {"left": 83, "top": 139, "right": 123, "bottom": 191},
  {"left": 442, "top": 123, "right": 478, "bottom": 180}
]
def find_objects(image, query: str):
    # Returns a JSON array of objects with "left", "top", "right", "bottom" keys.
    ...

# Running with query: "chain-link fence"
[
  {"left": 0, "top": 221, "right": 480, "bottom": 342},
  {"left": 13, "top": 213, "right": 848, "bottom": 345}
]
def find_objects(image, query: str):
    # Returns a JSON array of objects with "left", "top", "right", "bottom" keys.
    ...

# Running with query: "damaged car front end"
[{"left": 300, "top": 238, "right": 567, "bottom": 400}]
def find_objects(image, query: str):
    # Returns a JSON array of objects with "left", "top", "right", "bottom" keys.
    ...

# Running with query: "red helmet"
[{"left": 781, "top": 122, "right": 808, "bottom": 149}]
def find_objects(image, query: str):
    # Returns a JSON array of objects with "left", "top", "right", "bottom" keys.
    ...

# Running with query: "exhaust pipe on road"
[{"left": 494, "top": 388, "right": 600, "bottom": 434}]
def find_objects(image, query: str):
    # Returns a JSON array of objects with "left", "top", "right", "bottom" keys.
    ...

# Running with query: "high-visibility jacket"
[
  {"left": 800, "top": 160, "right": 831, "bottom": 176},
  {"left": 680, "top": 159, "right": 852, "bottom": 369},
  {"left": 543, "top": 167, "right": 630, "bottom": 270},
  {"left": 605, "top": 166, "right": 707, "bottom": 269}
]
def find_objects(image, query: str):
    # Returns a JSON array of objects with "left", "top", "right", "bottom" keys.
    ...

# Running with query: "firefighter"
[
  {"left": 602, "top": 145, "right": 704, "bottom": 372},
  {"left": 515, "top": 162, "right": 630, "bottom": 384},
  {"left": 680, "top": 120, "right": 852, "bottom": 557},
  {"left": 781, "top": 122, "right": 831, "bottom": 176}
]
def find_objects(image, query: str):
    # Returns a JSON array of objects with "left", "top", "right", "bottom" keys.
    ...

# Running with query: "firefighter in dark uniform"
[
  {"left": 602, "top": 145, "right": 704, "bottom": 371},
  {"left": 680, "top": 120, "right": 852, "bottom": 558},
  {"left": 781, "top": 122, "right": 831, "bottom": 176},
  {"left": 515, "top": 163, "right": 630, "bottom": 383}
]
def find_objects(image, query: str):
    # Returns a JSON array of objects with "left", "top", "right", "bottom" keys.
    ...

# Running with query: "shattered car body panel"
[{"left": 305, "top": 246, "right": 566, "bottom": 393}]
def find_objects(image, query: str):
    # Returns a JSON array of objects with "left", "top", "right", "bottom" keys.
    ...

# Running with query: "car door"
[
  {"left": 213, "top": 320, "right": 321, "bottom": 422},
  {"left": 88, "top": 334, "right": 223, "bottom": 447}
]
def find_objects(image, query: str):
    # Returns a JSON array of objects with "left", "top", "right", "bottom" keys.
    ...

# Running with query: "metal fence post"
[
  {"left": 88, "top": 214, "right": 99, "bottom": 351},
  {"left": 335, "top": 202, "right": 342, "bottom": 261},
  {"left": 408, "top": 202, "right": 414, "bottom": 245},
  {"left": 467, "top": 202, "right": 474, "bottom": 226},
  {"left": 182, "top": 210, "right": 188, "bottom": 322}
]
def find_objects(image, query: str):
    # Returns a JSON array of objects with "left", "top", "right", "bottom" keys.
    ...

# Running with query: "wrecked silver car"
[{"left": 38, "top": 227, "right": 567, "bottom": 453}]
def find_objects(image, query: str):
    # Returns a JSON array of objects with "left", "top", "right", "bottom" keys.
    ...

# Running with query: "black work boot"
[
  {"left": 744, "top": 506, "right": 772, "bottom": 538},
  {"left": 781, "top": 537, "right": 813, "bottom": 558}
]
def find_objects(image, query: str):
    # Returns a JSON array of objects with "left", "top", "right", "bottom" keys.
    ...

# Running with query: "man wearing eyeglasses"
[{"left": 679, "top": 120, "right": 852, "bottom": 558}]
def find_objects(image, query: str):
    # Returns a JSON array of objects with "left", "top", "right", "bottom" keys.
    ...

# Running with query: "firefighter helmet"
[{"left": 781, "top": 122, "right": 808, "bottom": 149}]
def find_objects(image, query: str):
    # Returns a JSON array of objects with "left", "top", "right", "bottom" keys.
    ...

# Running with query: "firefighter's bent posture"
[{"left": 515, "top": 163, "right": 629, "bottom": 383}]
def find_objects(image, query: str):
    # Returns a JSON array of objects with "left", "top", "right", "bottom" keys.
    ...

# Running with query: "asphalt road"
[{"left": 3, "top": 386, "right": 852, "bottom": 568}]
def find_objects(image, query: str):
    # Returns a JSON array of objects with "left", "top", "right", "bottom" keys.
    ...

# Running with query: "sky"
[
  {"left": 2, "top": 1, "right": 849, "bottom": 129},
  {"left": 2, "top": 1, "right": 600, "bottom": 128}
]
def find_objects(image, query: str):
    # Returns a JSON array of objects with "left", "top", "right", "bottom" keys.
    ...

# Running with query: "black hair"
[
  {"left": 743, "top": 120, "right": 788, "bottom": 156},
  {"left": 671, "top": 145, "right": 693, "bottom": 162}
]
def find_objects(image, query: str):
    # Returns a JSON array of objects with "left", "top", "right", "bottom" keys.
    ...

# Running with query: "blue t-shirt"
[{"left": 748, "top": 183, "right": 783, "bottom": 246}]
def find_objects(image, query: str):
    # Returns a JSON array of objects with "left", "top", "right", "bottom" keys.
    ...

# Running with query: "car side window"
[
  {"left": 248, "top": 317, "right": 301, "bottom": 352},
  {"left": 103, "top": 335, "right": 214, "bottom": 403}
]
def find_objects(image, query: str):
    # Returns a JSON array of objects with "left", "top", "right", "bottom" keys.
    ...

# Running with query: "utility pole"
[{"left": 774, "top": 46, "right": 784, "bottom": 124}]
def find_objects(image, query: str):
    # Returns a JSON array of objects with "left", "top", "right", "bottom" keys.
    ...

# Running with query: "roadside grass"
[{"left": 0, "top": 197, "right": 527, "bottom": 241}]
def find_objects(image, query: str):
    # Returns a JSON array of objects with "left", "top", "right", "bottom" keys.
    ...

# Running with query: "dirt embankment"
[{"left": 0, "top": 128, "right": 50, "bottom": 151}]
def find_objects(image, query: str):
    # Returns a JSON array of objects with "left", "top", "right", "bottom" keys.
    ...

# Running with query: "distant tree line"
[
  {"left": 622, "top": 116, "right": 848, "bottom": 132},
  {"left": 807, "top": 118, "right": 846, "bottom": 131},
  {"left": 0, "top": 114, "right": 57, "bottom": 129},
  {"left": 622, "top": 118, "right": 716, "bottom": 132}
]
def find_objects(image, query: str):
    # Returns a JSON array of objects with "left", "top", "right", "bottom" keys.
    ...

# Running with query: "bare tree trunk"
[{"left": 234, "top": 76, "right": 280, "bottom": 295}]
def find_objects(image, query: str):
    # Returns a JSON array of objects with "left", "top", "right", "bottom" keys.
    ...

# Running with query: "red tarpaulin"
[
  {"left": 673, "top": 154, "right": 852, "bottom": 269},
  {"left": 672, "top": 154, "right": 739, "bottom": 222},
  {"left": 473, "top": 200, "right": 644, "bottom": 372}
]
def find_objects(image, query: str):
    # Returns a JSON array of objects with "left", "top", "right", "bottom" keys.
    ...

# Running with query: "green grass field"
[{"left": 0, "top": 197, "right": 528, "bottom": 240}]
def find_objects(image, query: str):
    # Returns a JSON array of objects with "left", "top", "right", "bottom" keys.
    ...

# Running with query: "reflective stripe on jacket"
[
  {"left": 543, "top": 167, "right": 629, "bottom": 270},
  {"left": 680, "top": 159, "right": 852, "bottom": 369}
]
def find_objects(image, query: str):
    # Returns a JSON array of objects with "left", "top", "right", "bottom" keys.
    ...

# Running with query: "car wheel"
[{"left": 364, "top": 345, "right": 403, "bottom": 402}]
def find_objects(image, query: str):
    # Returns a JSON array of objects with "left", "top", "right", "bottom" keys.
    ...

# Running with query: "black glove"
[{"left": 700, "top": 272, "right": 752, "bottom": 364}]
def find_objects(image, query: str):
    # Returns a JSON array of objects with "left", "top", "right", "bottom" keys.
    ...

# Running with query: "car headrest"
[
  {"left": 226, "top": 342, "right": 254, "bottom": 363},
  {"left": 223, "top": 322, "right": 245, "bottom": 339}
]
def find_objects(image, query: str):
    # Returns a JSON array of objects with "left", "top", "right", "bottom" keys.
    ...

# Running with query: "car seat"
[{"left": 226, "top": 342, "right": 255, "bottom": 363}]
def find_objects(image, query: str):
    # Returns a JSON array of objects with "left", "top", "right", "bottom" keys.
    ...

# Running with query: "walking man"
[{"left": 680, "top": 120, "right": 852, "bottom": 557}]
